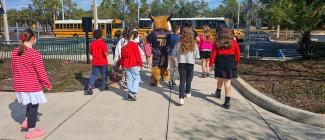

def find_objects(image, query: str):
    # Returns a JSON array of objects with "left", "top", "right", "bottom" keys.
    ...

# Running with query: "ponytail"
[{"left": 17, "top": 29, "right": 35, "bottom": 56}]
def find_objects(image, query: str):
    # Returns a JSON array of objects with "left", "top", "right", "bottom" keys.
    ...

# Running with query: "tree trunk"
[
  {"left": 285, "top": 28, "right": 288, "bottom": 38},
  {"left": 52, "top": 11, "right": 56, "bottom": 33},
  {"left": 276, "top": 24, "right": 280, "bottom": 38},
  {"left": 300, "top": 31, "right": 312, "bottom": 57}
]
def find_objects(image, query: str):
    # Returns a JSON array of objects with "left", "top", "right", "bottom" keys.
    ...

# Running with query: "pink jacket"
[{"left": 198, "top": 35, "right": 213, "bottom": 51}]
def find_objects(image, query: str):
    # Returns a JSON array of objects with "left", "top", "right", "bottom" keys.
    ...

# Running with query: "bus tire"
[{"left": 73, "top": 34, "right": 79, "bottom": 38}]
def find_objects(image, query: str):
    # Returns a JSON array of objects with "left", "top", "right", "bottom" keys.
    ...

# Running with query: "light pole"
[
  {"left": 244, "top": 0, "right": 252, "bottom": 58},
  {"left": 93, "top": 0, "right": 98, "bottom": 30},
  {"left": 137, "top": 0, "right": 140, "bottom": 28},
  {"left": 237, "top": 0, "right": 240, "bottom": 29},
  {"left": 122, "top": 0, "right": 126, "bottom": 29},
  {"left": 1, "top": 0, "right": 10, "bottom": 42},
  {"left": 61, "top": 0, "right": 65, "bottom": 20}
]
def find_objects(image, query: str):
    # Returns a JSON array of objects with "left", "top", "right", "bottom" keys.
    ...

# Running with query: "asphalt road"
[{"left": 239, "top": 32, "right": 300, "bottom": 57}]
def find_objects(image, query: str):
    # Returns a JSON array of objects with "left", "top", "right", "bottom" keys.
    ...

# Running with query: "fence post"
[
  {"left": 16, "top": 22, "right": 19, "bottom": 40},
  {"left": 37, "top": 22, "right": 40, "bottom": 40}
]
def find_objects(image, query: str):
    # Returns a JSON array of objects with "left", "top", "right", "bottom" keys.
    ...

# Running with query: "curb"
[
  {"left": 232, "top": 77, "right": 325, "bottom": 128},
  {"left": 269, "top": 37, "right": 298, "bottom": 43}
]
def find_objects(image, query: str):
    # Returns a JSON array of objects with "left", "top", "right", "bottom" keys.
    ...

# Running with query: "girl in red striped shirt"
[{"left": 10, "top": 29, "right": 52, "bottom": 139}]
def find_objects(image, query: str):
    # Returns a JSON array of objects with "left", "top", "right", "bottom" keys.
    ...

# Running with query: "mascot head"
[{"left": 149, "top": 14, "right": 172, "bottom": 31}]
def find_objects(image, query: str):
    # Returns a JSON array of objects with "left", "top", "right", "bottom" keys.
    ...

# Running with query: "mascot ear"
[
  {"left": 167, "top": 14, "right": 172, "bottom": 21},
  {"left": 149, "top": 14, "right": 154, "bottom": 22}
]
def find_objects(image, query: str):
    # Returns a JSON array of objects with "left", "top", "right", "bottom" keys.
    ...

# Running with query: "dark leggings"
[
  {"left": 112, "top": 47, "right": 116, "bottom": 59},
  {"left": 178, "top": 63, "right": 194, "bottom": 98},
  {"left": 26, "top": 103, "right": 39, "bottom": 128}
]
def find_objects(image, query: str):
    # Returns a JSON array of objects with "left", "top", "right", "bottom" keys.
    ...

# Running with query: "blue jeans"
[
  {"left": 88, "top": 65, "right": 108, "bottom": 88},
  {"left": 125, "top": 67, "right": 141, "bottom": 94}
]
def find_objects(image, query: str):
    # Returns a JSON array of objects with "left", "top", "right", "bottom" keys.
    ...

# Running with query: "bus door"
[{"left": 106, "top": 23, "right": 112, "bottom": 39}]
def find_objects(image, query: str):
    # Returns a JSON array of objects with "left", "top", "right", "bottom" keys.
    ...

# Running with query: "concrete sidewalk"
[{"left": 1, "top": 64, "right": 325, "bottom": 140}]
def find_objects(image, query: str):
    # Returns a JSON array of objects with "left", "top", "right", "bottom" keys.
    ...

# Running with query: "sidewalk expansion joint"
[
  {"left": 244, "top": 98, "right": 282, "bottom": 140},
  {"left": 165, "top": 89, "right": 172, "bottom": 140}
]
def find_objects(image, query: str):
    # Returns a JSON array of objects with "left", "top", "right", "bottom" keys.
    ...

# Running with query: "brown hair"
[
  {"left": 179, "top": 27, "right": 196, "bottom": 54},
  {"left": 18, "top": 29, "right": 35, "bottom": 56},
  {"left": 216, "top": 27, "right": 233, "bottom": 49},
  {"left": 202, "top": 25, "right": 213, "bottom": 41}
]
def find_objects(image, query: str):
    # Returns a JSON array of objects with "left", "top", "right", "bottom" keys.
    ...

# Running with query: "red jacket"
[
  {"left": 10, "top": 47, "right": 52, "bottom": 92},
  {"left": 209, "top": 39, "right": 241, "bottom": 66},
  {"left": 120, "top": 41, "right": 143, "bottom": 69}
]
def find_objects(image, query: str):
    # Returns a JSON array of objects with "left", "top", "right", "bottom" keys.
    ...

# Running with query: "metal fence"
[{"left": 0, "top": 39, "right": 87, "bottom": 62}]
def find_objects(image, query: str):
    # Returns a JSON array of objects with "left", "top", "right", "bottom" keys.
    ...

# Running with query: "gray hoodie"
[{"left": 172, "top": 43, "right": 200, "bottom": 64}]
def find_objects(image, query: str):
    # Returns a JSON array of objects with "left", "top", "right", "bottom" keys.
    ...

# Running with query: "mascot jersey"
[{"left": 148, "top": 30, "right": 171, "bottom": 68}]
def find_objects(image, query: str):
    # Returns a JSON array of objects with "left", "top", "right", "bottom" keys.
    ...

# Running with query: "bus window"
[
  {"left": 180, "top": 20, "right": 194, "bottom": 28},
  {"left": 63, "top": 24, "right": 67, "bottom": 29},
  {"left": 101, "top": 24, "right": 105, "bottom": 29},
  {"left": 139, "top": 20, "right": 151, "bottom": 29},
  {"left": 170, "top": 20, "right": 181, "bottom": 26},
  {"left": 55, "top": 24, "right": 59, "bottom": 29},
  {"left": 216, "top": 21, "right": 227, "bottom": 28}
]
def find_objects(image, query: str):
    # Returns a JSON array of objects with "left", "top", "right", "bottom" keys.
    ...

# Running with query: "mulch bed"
[
  {"left": 0, "top": 60, "right": 114, "bottom": 93},
  {"left": 238, "top": 58, "right": 325, "bottom": 114}
]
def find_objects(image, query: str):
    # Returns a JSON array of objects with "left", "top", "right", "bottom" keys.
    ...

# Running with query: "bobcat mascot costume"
[{"left": 147, "top": 14, "right": 172, "bottom": 86}]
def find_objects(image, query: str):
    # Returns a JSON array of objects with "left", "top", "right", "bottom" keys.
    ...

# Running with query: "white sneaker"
[
  {"left": 179, "top": 98, "right": 184, "bottom": 105},
  {"left": 186, "top": 93, "right": 191, "bottom": 98}
]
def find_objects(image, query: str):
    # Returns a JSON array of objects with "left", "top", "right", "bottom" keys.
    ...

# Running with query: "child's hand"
[{"left": 45, "top": 85, "right": 53, "bottom": 92}]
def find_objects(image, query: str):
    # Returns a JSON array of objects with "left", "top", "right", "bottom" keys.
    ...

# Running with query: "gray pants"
[{"left": 169, "top": 56, "right": 178, "bottom": 81}]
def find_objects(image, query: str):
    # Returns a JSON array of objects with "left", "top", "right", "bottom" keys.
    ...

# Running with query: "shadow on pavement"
[{"left": 139, "top": 70, "right": 180, "bottom": 106}]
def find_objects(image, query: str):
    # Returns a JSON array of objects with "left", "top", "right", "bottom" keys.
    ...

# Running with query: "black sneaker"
[
  {"left": 172, "top": 81, "right": 176, "bottom": 87},
  {"left": 168, "top": 81, "right": 172, "bottom": 87},
  {"left": 215, "top": 90, "right": 221, "bottom": 99},
  {"left": 100, "top": 86, "right": 109, "bottom": 92},
  {"left": 86, "top": 88, "right": 93, "bottom": 95},
  {"left": 121, "top": 81, "right": 127, "bottom": 89},
  {"left": 150, "top": 83, "right": 158, "bottom": 86},
  {"left": 223, "top": 102, "right": 230, "bottom": 109},
  {"left": 128, "top": 93, "right": 137, "bottom": 101}
]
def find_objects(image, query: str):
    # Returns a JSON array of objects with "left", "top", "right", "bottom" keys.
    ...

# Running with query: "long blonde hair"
[
  {"left": 179, "top": 27, "right": 196, "bottom": 54},
  {"left": 202, "top": 25, "right": 213, "bottom": 41}
]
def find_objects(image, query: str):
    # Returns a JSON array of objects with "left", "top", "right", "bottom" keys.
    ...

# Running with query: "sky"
[{"left": 6, "top": 0, "right": 224, "bottom": 10}]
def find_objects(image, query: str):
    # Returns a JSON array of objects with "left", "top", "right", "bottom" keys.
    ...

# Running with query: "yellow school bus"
[
  {"left": 138, "top": 17, "right": 245, "bottom": 41},
  {"left": 54, "top": 19, "right": 123, "bottom": 38}
]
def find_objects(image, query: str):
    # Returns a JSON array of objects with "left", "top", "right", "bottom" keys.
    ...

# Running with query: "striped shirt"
[{"left": 10, "top": 47, "right": 52, "bottom": 92}]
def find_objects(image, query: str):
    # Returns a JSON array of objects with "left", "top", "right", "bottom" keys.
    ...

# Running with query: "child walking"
[
  {"left": 114, "top": 28, "right": 129, "bottom": 89},
  {"left": 112, "top": 30, "right": 122, "bottom": 59},
  {"left": 143, "top": 31, "right": 153, "bottom": 68},
  {"left": 120, "top": 29, "right": 144, "bottom": 101},
  {"left": 11, "top": 29, "right": 52, "bottom": 139},
  {"left": 172, "top": 27, "right": 200, "bottom": 105},
  {"left": 85, "top": 29, "right": 109, "bottom": 95},
  {"left": 210, "top": 27, "right": 240, "bottom": 109},
  {"left": 197, "top": 25, "right": 214, "bottom": 78},
  {"left": 167, "top": 25, "right": 181, "bottom": 88}
]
